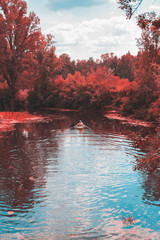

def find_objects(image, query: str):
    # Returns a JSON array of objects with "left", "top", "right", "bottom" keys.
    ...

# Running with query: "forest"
[{"left": 0, "top": 0, "right": 159, "bottom": 124}]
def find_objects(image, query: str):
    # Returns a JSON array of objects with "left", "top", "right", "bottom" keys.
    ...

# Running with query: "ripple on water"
[{"left": 0, "top": 117, "right": 159, "bottom": 239}]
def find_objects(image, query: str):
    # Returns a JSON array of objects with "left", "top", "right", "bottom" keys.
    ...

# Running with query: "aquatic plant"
[{"left": 122, "top": 216, "right": 135, "bottom": 225}]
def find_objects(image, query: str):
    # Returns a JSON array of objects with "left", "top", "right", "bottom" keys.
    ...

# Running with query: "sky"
[{"left": 27, "top": 0, "right": 160, "bottom": 60}]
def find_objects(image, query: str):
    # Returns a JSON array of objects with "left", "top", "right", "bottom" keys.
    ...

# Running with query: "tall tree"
[
  {"left": 136, "top": 12, "right": 160, "bottom": 64},
  {"left": 100, "top": 53, "right": 118, "bottom": 75},
  {"left": 116, "top": 52, "right": 135, "bottom": 81},
  {"left": 0, "top": 0, "right": 43, "bottom": 106},
  {"left": 76, "top": 57, "right": 97, "bottom": 77},
  {"left": 31, "top": 34, "right": 61, "bottom": 107},
  {"left": 59, "top": 54, "right": 76, "bottom": 79}
]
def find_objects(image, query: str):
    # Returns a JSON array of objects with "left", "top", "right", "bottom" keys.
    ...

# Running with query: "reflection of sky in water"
[{"left": 0, "top": 115, "right": 159, "bottom": 239}]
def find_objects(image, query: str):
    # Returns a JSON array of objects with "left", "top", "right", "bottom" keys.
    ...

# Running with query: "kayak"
[{"left": 76, "top": 124, "right": 84, "bottom": 130}]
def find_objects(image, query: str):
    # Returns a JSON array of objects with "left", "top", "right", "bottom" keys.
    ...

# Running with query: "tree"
[
  {"left": 59, "top": 54, "right": 76, "bottom": 79},
  {"left": 116, "top": 52, "right": 135, "bottom": 81},
  {"left": 118, "top": 0, "right": 144, "bottom": 19},
  {"left": 27, "top": 34, "right": 61, "bottom": 109},
  {"left": 136, "top": 12, "right": 160, "bottom": 63},
  {"left": 76, "top": 58, "right": 97, "bottom": 77},
  {"left": 100, "top": 53, "right": 118, "bottom": 76},
  {"left": 147, "top": 63, "right": 160, "bottom": 122},
  {"left": 0, "top": 0, "right": 43, "bottom": 109}
]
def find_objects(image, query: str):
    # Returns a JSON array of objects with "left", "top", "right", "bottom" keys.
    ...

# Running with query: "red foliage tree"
[
  {"left": 53, "top": 65, "right": 133, "bottom": 111},
  {"left": 116, "top": 52, "right": 135, "bottom": 82},
  {"left": 100, "top": 53, "right": 118, "bottom": 76},
  {"left": 27, "top": 34, "right": 61, "bottom": 108},
  {"left": 35, "top": 35, "right": 61, "bottom": 94},
  {"left": 118, "top": 0, "right": 144, "bottom": 19},
  {"left": 0, "top": 0, "right": 43, "bottom": 107},
  {"left": 76, "top": 57, "right": 97, "bottom": 77},
  {"left": 148, "top": 63, "right": 160, "bottom": 122},
  {"left": 136, "top": 12, "right": 160, "bottom": 66},
  {"left": 59, "top": 54, "right": 76, "bottom": 79}
]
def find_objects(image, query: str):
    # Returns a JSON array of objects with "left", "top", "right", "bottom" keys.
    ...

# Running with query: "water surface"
[{"left": 0, "top": 111, "right": 159, "bottom": 239}]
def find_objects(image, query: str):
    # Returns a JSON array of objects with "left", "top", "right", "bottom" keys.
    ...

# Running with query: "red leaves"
[
  {"left": 118, "top": 0, "right": 144, "bottom": 19},
  {"left": 0, "top": 0, "right": 44, "bottom": 96},
  {"left": 53, "top": 63, "right": 137, "bottom": 111},
  {"left": 123, "top": 216, "right": 135, "bottom": 225},
  {"left": 8, "top": 210, "right": 14, "bottom": 215}
]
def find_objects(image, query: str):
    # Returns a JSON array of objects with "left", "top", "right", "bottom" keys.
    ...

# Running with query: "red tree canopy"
[{"left": 0, "top": 0, "right": 44, "bottom": 96}]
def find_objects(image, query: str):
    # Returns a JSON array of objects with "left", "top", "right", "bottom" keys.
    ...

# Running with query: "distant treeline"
[{"left": 0, "top": 1, "right": 159, "bottom": 122}]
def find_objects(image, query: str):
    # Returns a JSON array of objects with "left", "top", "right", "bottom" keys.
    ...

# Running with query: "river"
[{"left": 0, "top": 110, "right": 159, "bottom": 240}]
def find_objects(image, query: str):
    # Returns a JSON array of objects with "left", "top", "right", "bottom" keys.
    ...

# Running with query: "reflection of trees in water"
[
  {"left": 84, "top": 113, "right": 160, "bottom": 205},
  {"left": 138, "top": 149, "right": 160, "bottom": 204},
  {"left": 40, "top": 109, "right": 154, "bottom": 136},
  {"left": 142, "top": 169, "right": 160, "bottom": 204},
  {"left": 130, "top": 129, "right": 160, "bottom": 204},
  {"left": 0, "top": 120, "right": 61, "bottom": 211},
  {"left": 90, "top": 117, "right": 154, "bottom": 143},
  {"left": 0, "top": 110, "right": 158, "bottom": 211},
  {"left": 0, "top": 112, "right": 131, "bottom": 212}
]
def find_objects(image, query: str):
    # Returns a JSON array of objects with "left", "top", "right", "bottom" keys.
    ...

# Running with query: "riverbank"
[
  {"left": 104, "top": 111, "right": 153, "bottom": 127},
  {"left": 41, "top": 108, "right": 155, "bottom": 127},
  {"left": 42, "top": 108, "right": 155, "bottom": 128},
  {"left": 0, "top": 112, "right": 46, "bottom": 134},
  {"left": 0, "top": 109, "right": 157, "bottom": 136}
]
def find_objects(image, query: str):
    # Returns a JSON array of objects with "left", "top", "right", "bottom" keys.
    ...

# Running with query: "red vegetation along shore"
[
  {"left": 0, "top": 112, "right": 44, "bottom": 133},
  {"left": 104, "top": 111, "right": 152, "bottom": 127}
]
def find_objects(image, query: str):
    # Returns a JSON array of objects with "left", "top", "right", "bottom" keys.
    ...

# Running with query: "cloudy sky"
[{"left": 27, "top": 0, "right": 159, "bottom": 60}]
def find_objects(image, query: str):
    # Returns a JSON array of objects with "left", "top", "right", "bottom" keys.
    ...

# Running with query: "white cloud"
[
  {"left": 28, "top": 0, "right": 156, "bottom": 60},
  {"left": 44, "top": 16, "right": 141, "bottom": 60},
  {"left": 149, "top": 5, "right": 160, "bottom": 11}
]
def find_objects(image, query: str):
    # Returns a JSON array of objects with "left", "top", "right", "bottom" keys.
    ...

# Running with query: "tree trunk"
[{"left": 10, "top": 98, "right": 14, "bottom": 115}]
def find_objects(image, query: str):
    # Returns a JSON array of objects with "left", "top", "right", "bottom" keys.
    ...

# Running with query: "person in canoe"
[{"left": 76, "top": 120, "right": 84, "bottom": 129}]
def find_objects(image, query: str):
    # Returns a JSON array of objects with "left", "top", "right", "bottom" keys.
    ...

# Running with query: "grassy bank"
[{"left": 0, "top": 111, "right": 44, "bottom": 134}]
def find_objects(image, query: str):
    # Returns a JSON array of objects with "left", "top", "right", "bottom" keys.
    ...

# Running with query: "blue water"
[{"left": 0, "top": 112, "right": 159, "bottom": 239}]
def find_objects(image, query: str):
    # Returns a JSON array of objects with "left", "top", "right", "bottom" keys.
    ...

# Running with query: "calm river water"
[{"left": 0, "top": 110, "right": 159, "bottom": 240}]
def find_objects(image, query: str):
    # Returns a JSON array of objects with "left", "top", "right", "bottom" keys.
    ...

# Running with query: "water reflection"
[
  {"left": 0, "top": 120, "right": 63, "bottom": 235},
  {"left": 0, "top": 111, "right": 159, "bottom": 239},
  {"left": 142, "top": 169, "right": 160, "bottom": 205}
]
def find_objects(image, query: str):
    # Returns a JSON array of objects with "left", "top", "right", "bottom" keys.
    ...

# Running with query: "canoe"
[{"left": 76, "top": 124, "right": 84, "bottom": 130}]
